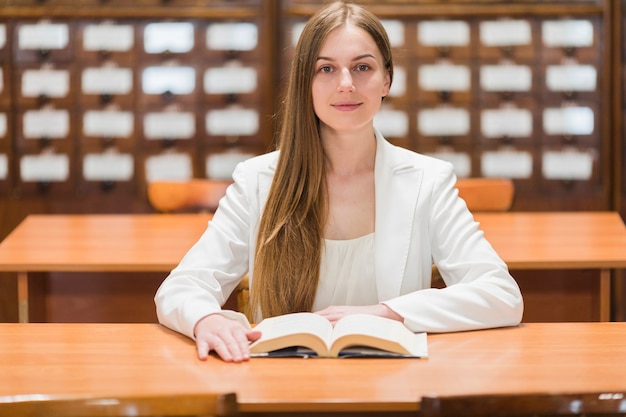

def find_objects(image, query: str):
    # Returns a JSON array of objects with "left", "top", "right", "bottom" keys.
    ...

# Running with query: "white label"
[
  {"left": 543, "top": 106, "right": 594, "bottom": 135},
  {"left": 542, "top": 20, "right": 594, "bottom": 47},
  {"left": 425, "top": 151, "right": 471, "bottom": 178},
  {"left": 142, "top": 66, "right": 195, "bottom": 95},
  {"left": 20, "top": 153, "right": 70, "bottom": 182},
  {"left": 206, "top": 152, "right": 254, "bottom": 180},
  {"left": 144, "top": 112, "right": 195, "bottom": 140},
  {"left": 206, "top": 108, "right": 259, "bottom": 136},
  {"left": 83, "top": 24, "right": 134, "bottom": 51},
  {"left": 389, "top": 66, "right": 406, "bottom": 97},
  {"left": 83, "top": 110, "right": 134, "bottom": 137},
  {"left": 83, "top": 152, "right": 134, "bottom": 181},
  {"left": 204, "top": 66, "right": 257, "bottom": 94},
  {"left": 481, "top": 150, "right": 533, "bottom": 178},
  {"left": 291, "top": 22, "right": 306, "bottom": 46},
  {"left": 381, "top": 20, "right": 405, "bottom": 47},
  {"left": 22, "top": 69, "right": 70, "bottom": 97},
  {"left": 419, "top": 64, "right": 470, "bottom": 91},
  {"left": 207, "top": 23, "right": 258, "bottom": 51},
  {"left": 542, "top": 149, "right": 593, "bottom": 180},
  {"left": 545, "top": 65, "right": 597, "bottom": 91},
  {"left": 145, "top": 152, "right": 193, "bottom": 182},
  {"left": 0, "top": 25, "right": 6, "bottom": 49},
  {"left": 144, "top": 22, "right": 194, "bottom": 54},
  {"left": 0, "top": 113, "right": 6, "bottom": 137},
  {"left": 23, "top": 109, "right": 70, "bottom": 138},
  {"left": 480, "top": 65, "right": 532, "bottom": 92},
  {"left": 82, "top": 67, "right": 133, "bottom": 94},
  {"left": 418, "top": 21, "right": 470, "bottom": 46},
  {"left": 418, "top": 108, "right": 470, "bottom": 136},
  {"left": 374, "top": 109, "right": 408, "bottom": 137},
  {"left": 19, "top": 23, "right": 69, "bottom": 50},
  {"left": 480, "top": 20, "right": 532, "bottom": 46},
  {"left": 0, "top": 154, "right": 7, "bottom": 180},
  {"left": 481, "top": 108, "right": 533, "bottom": 138}
]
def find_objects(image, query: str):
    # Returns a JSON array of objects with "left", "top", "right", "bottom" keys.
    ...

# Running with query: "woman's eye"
[
  {"left": 319, "top": 66, "right": 332, "bottom": 73},
  {"left": 355, "top": 64, "right": 370, "bottom": 71}
]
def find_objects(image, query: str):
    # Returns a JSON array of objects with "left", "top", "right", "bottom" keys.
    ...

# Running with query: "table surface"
[
  {"left": 1, "top": 322, "right": 625, "bottom": 414},
  {"left": 0, "top": 213, "right": 213, "bottom": 272},
  {"left": 1, "top": 211, "right": 626, "bottom": 272},
  {"left": 475, "top": 211, "right": 626, "bottom": 269}
]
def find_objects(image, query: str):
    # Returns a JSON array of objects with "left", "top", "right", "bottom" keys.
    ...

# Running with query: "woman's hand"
[
  {"left": 193, "top": 314, "right": 261, "bottom": 362},
  {"left": 314, "top": 303, "right": 403, "bottom": 325}
]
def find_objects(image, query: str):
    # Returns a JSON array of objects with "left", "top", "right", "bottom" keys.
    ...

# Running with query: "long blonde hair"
[{"left": 250, "top": 1, "right": 394, "bottom": 319}]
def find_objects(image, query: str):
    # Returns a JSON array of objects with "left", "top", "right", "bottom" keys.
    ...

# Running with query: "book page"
[
  {"left": 329, "top": 314, "right": 428, "bottom": 358},
  {"left": 249, "top": 312, "right": 333, "bottom": 355}
]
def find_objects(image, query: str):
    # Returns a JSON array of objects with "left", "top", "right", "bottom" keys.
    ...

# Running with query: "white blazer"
[{"left": 155, "top": 131, "right": 523, "bottom": 339}]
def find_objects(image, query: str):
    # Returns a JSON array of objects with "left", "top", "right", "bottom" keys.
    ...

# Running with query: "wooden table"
[
  {"left": 0, "top": 213, "right": 213, "bottom": 323},
  {"left": 1, "top": 322, "right": 625, "bottom": 416},
  {"left": 1, "top": 212, "right": 626, "bottom": 323},
  {"left": 474, "top": 211, "right": 626, "bottom": 322}
]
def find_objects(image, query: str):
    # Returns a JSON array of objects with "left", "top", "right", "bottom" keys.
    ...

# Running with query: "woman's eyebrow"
[
  {"left": 316, "top": 53, "right": 376, "bottom": 62},
  {"left": 353, "top": 53, "right": 376, "bottom": 61}
]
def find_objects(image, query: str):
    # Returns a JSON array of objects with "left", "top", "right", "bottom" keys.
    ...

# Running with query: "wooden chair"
[
  {"left": 432, "top": 178, "right": 515, "bottom": 287},
  {"left": 147, "top": 179, "right": 233, "bottom": 213},
  {"left": 0, "top": 392, "right": 238, "bottom": 417},
  {"left": 146, "top": 178, "right": 249, "bottom": 317},
  {"left": 420, "top": 392, "right": 626, "bottom": 417},
  {"left": 456, "top": 177, "right": 515, "bottom": 212}
]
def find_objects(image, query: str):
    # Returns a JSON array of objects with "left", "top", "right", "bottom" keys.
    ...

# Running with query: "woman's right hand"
[{"left": 193, "top": 313, "right": 261, "bottom": 362}]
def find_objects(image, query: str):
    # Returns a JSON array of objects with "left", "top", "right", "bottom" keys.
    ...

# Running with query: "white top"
[{"left": 312, "top": 233, "right": 377, "bottom": 312}]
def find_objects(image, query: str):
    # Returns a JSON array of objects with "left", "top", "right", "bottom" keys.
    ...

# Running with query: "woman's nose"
[{"left": 337, "top": 68, "right": 355, "bottom": 92}]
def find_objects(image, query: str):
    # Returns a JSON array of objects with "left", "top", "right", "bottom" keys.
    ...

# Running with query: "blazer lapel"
[
  {"left": 257, "top": 137, "right": 422, "bottom": 301},
  {"left": 374, "top": 132, "right": 423, "bottom": 300}
]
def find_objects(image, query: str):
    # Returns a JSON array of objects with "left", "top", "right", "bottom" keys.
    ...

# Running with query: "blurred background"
[{"left": 0, "top": 0, "right": 623, "bottom": 323}]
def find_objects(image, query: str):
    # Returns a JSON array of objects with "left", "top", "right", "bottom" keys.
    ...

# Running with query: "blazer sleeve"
[
  {"left": 154, "top": 160, "right": 258, "bottom": 339},
  {"left": 383, "top": 164, "right": 524, "bottom": 333}
]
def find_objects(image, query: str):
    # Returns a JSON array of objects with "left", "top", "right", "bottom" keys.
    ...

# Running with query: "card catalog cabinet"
[
  {"left": 282, "top": 0, "right": 612, "bottom": 211},
  {"left": 0, "top": 1, "right": 275, "bottom": 322},
  {"left": 620, "top": 1, "right": 626, "bottom": 223},
  {"left": 0, "top": 23, "right": 10, "bottom": 197},
  {"left": 0, "top": 0, "right": 273, "bottom": 205}
]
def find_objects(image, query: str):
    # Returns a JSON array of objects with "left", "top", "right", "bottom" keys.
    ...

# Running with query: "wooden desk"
[
  {"left": 1, "top": 322, "right": 625, "bottom": 416},
  {"left": 474, "top": 211, "right": 626, "bottom": 322},
  {"left": 0, "top": 214, "right": 213, "bottom": 323},
  {"left": 1, "top": 212, "right": 626, "bottom": 323}
]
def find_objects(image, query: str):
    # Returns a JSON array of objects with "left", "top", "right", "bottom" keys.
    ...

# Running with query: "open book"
[{"left": 248, "top": 312, "right": 428, "bottom": 358}]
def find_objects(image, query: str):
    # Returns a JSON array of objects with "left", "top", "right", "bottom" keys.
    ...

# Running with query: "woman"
[{"left": 155, "top": 1, "right": 523, "bottom": 362}]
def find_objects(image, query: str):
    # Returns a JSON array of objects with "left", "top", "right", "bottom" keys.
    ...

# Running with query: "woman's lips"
[{"left": 332, "top": 102, "right": 362, "bottom": 111}]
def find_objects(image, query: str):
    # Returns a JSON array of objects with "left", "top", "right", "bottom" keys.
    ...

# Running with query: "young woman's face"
[{"left": 312, "top": 23, "right": 391, "bottom": 135}]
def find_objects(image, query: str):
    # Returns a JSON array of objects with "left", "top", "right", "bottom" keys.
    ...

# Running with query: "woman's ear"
[{"left": 382, "top": 69, "right": 391, "bottom": 98}]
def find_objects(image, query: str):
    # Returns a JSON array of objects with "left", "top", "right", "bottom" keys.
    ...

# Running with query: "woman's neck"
[{"left": 321, "top": 126, "right": 377, "bottom": 176}]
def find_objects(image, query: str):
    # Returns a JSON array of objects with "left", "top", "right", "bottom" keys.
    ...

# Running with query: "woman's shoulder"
[
  {"left": 234, "top": 150, "right": 279, "bottom": 173},
  {"left": 383, "top": 139, "right": 454, "bottom": 172}
]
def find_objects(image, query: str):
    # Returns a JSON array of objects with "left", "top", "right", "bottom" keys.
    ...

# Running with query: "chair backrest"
[
  {"left": 147, "top": 179, "right": 232, "bottom": 213},
  {"left": 0, "top": 392, "right": 238, "bottom": 417},
  {"left": 421, "top": 392, "right": 626, "bottom": 417},
  {"left": 456, "top": 178, "right": 515, "bottom": 212}
]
